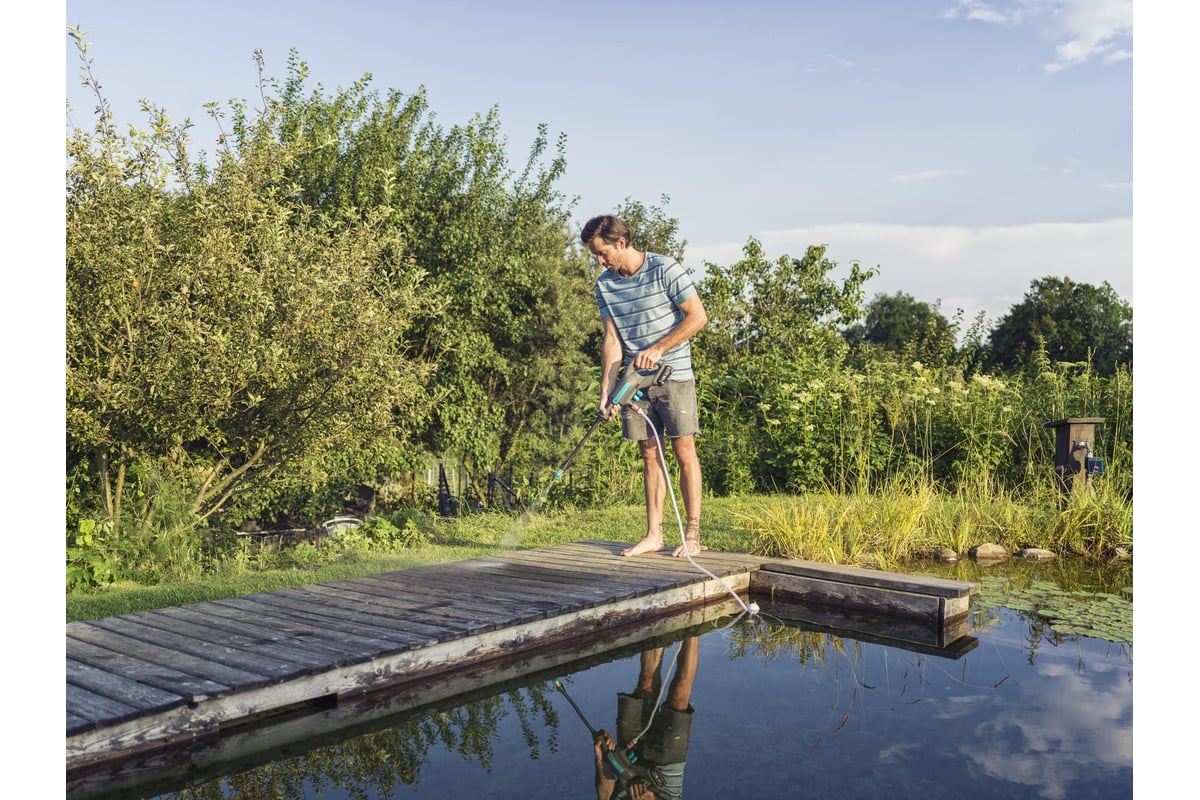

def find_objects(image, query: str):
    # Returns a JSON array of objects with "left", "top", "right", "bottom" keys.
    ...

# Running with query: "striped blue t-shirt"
[{"left": 594, "top": 253, "right": 698, "bottom": 381}]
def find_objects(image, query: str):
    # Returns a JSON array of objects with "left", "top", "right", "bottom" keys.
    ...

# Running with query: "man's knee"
[{"left": 671, "top": 435, "right": 697, "bottom": 460}]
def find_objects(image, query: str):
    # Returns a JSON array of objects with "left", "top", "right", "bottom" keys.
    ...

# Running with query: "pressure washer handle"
[
  {"left": 553, "top": 679, "right": 598, "bottom": 734},
  {"left": 608, "top": 362, "right": 674, "bottom": 411},
  {"left": 553, "top": 415, "right": 604, "bottom": 480}
]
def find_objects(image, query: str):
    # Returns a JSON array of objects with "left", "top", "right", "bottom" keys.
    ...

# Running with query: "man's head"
[{"left": 582, "top": 215, "right": 638, "bottom": 274}]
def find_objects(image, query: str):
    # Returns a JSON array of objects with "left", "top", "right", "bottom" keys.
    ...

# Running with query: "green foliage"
[
  {"left": 261, "top": 53, "right": 595, "bottom": 497},
  {"left": 356, "top": 511, "right": 432, "bottom": 549},
  {"left": 976, "top": 575, "right": 1132, "bottom": 643},
  {"left": 843, "top": 291, "right": 956, "bottom": 366},
  {"left": 66, "top": 519, "right": 118, "bottom": 591},
  {"left": 66, "top": 33, "right": 595, "bottom": 586},
  {"left": 67, "top": 34, "right": 436, "bottom": 548},
  {"left": 986, "top": 276, "right": 1132, "bottom": 376},
  {"left": 612, "top": 194, "right": 687, "bottom": 265}
]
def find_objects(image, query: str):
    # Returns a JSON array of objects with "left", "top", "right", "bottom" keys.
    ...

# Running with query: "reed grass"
[{"left": 67, "top": 477, "right": 1132, "bottom": 623}]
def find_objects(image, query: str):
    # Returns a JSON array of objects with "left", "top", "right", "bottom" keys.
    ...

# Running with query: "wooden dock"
[{"left": 67, "top": 540, "right": 978, "bottom": 781}]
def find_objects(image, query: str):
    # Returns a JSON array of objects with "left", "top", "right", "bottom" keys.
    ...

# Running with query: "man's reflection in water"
[{"left": 594, "top": 636, "right": 698, "bottom": 800}]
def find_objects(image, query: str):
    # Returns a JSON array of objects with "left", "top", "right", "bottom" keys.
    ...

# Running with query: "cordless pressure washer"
[
  {"left": 553, "top": 361, "right": 674, "bottom": 480},
  {"left": 553, "top": 679, "right": 666, "bottom": 792}
]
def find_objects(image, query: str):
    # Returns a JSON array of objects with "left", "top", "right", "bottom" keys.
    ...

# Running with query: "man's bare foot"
[
  {"left": 672, "top": 522, "right": 703, "bottom": 558},
  {"left": 622, "top": 534, "right": 665, "bottom": 557}
]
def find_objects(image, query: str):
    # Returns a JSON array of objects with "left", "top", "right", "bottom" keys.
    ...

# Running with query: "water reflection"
[
  {"left": 558, "top": 636, "right": 700, "bottom": 800},
  {"left": 950, "top": 619, "right": 1133, "bottom": 800}
]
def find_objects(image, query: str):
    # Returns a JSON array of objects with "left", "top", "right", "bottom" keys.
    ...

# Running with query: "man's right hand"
[{"left": 600, "top": 393, "right": 619, "bottom": 421}]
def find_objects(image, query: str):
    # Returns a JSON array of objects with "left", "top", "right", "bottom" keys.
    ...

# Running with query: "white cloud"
[
  {"left": 945, "top": 0, "right": 1132, "bottom": 73},
  {"left": 944, "top": 0, "right": 1016, "bottom": 25},
  {"left": 892, "top": 169, "right": 964, "bottom": 182},
  {"left": 687, "top": 219, "right": 1132, "bottom": 329}
]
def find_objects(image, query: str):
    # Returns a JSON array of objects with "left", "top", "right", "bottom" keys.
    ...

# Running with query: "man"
[{"left": 581, "top": 215, "right": 708, "bottom": 558}]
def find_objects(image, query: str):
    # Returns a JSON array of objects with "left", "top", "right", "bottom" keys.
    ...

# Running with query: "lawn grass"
[{"left": 65, "top": 488, "right": 1131, "bottom": 622}]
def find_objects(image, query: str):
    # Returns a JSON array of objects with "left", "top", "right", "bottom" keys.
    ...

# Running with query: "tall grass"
[{"left": 735, "top": 468, "right": 1132, "bottom": 566}]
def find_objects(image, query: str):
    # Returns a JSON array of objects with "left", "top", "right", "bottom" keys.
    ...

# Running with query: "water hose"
[{"left": 634, "top": 406, "right": 759, "bottom": 617}]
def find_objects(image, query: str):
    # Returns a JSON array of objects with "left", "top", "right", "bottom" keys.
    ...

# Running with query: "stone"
[
  {"left": 1016, "top": 547, "right": 1056, "bottom": 561},
  {"left": 970, "top": 543, "right": 1009, "bottom": 560},
  {"left": 932, "top": 547, "right": 959, "bottom": 563}
]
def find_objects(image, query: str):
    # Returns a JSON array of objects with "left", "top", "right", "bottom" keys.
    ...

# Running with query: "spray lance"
[
  {"left": 553, "top": 361, "right": 674, "bottom": 480},
  {"left": 553, "top": 679, "right": 666, "bottom": 792}
]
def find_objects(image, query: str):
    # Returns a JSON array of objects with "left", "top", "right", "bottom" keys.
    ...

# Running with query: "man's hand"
[
  {"left": 599, "top": 393, "right": 619, "bottom": 421},
  {"left": 631, "top": 348, "right": 662, "bottom": 371},
  {"left": 627, "top": 780, "right": 658, "bottom": 799}
]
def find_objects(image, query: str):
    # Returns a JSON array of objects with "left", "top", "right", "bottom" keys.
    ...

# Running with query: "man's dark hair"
[{"left": 581, "top": 215, "right": 631, "bottom": 247}]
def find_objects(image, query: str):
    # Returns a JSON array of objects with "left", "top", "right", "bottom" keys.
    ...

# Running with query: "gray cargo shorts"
[{"left": 620, "top": 379, "right": 700, "bottom": 443}]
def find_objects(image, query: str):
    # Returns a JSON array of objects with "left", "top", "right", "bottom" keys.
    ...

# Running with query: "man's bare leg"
[
  {"left": 635, "top": 647, "right": 665, "bottom": 697},
  {"left": 665, "top": 636, "right": 699, "bottom": 710},
  {"left": 622, "top": 438, "right": 667, "bottom": 557},
  {"left": 670, "top": 435, "right": 703, "bottom": 558}
]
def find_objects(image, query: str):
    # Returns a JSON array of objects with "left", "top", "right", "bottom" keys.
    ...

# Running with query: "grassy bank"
[{"left": 66, "top": 483, "right": 1131, "bottom": 623}]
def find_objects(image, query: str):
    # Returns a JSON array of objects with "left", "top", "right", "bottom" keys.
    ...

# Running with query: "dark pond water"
[{"left": 76, "top": 559, "right": 1133, "bottom": 800}]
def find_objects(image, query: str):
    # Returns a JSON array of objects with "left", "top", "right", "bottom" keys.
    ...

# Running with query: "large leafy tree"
[
  {"left": 68, "top": 33, "right": 598, "bottom": 537},
  {"left": 258, "top": 53, "right": 597, "bottom": 496},
  {"left": 66, "top": 34, "right": 436, "bottom": 534},
  {"left": 695, "top": 238, "right": 876, "bottom": 369},
  {"left": 986, "top": 276, "right": 1132, "bottom": 376},
  {"left": 691, "top": 238, "right": 877, "bottom": 493},
  {"left": 843, "top": 291, "right": 955, "bottom": 364}
]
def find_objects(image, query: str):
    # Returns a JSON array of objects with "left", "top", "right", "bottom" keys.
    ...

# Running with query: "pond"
[{"left": 71, "top": 558, "right": 1132, "bottom": 800}]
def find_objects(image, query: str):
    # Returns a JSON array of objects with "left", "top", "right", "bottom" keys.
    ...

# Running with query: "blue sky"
[{"left": 59, "top": 0, "right": 1135, "bottom": 327}]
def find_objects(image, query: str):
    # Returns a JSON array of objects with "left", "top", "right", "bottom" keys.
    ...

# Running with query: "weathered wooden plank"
[
  {"left": 67, "top": 710, "right": 95, "bottom": 736},
  {"left": 757, "top": 598, "right": 978, "bottom": 658},
  {"left": 213, "top": 592, "right": 437, "bottom": 651},
  {"left": 202, "top": 597, "right": 422, "bottom": 662},
  {"left": 272, "top": 584, "right": 465, "bottom": 640},
  {"left": 345, "top": 572, "right": 561, "bottom": 625},
  {"left": 85, "top": 615, "right": 314, "bottom": 683},
  {"left": 68, "top": 622, "right": 267, "bottom": 689},
  {"left": 152, "top": 603, "right": 393, "bottom": 669},
  {"left": 67, "top": 564, "right": 745, "bottom": 770},
  {"left": 565, "top": 539, "right": 767, "bottom": 572},
  {"left": 319, "top": 571, "right": 526, "bottom": 617},
  {"left": 759, "top": 559, "right": 976, "bottom": 599},
  {"left": 67, "top": 636, "right": 232, "bottom": 700},
  {"left": 752, "top": 570, "right": 950, "bottom": 624},
  {"left": 452, "top": 559, "right": 654, "bottom": 602},
  {"left": 494, "top": 547, "right": 706, "bottom": 583},
  {"left": 292, "top": 579, "right": 508, "bottom": 633},
  {"left": 501, "top": 541, "right": 759, "bottom": 582},
  {"left": 70, "top": 539, "right": 980, "bottom": 784},
  {"left": 67, "top": 658, "right": 188, "bottom": 715},
  {"left": 366, "top": 565, "right": 627, "bottom": 610},
  {"left": 69, "top": 596, "right": 749, "bottom": 800},
  {"left": 67, "top": 683, "right": 141, "bottom": 725},
  {"left": 369, "top": 565, "right": 587, "bottom": 607}
]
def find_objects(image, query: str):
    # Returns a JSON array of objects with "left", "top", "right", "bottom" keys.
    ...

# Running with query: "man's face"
[{"left": 588, "top": 235, "right": 627, "bottom": 272}]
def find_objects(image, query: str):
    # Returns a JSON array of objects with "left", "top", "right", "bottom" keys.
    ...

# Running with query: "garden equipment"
[
  {"left": 553, "top": 361, "right": 673, "bottom": 480},
  {"left": 553, "top": 679, "right": 666, "bottom": 792}
]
